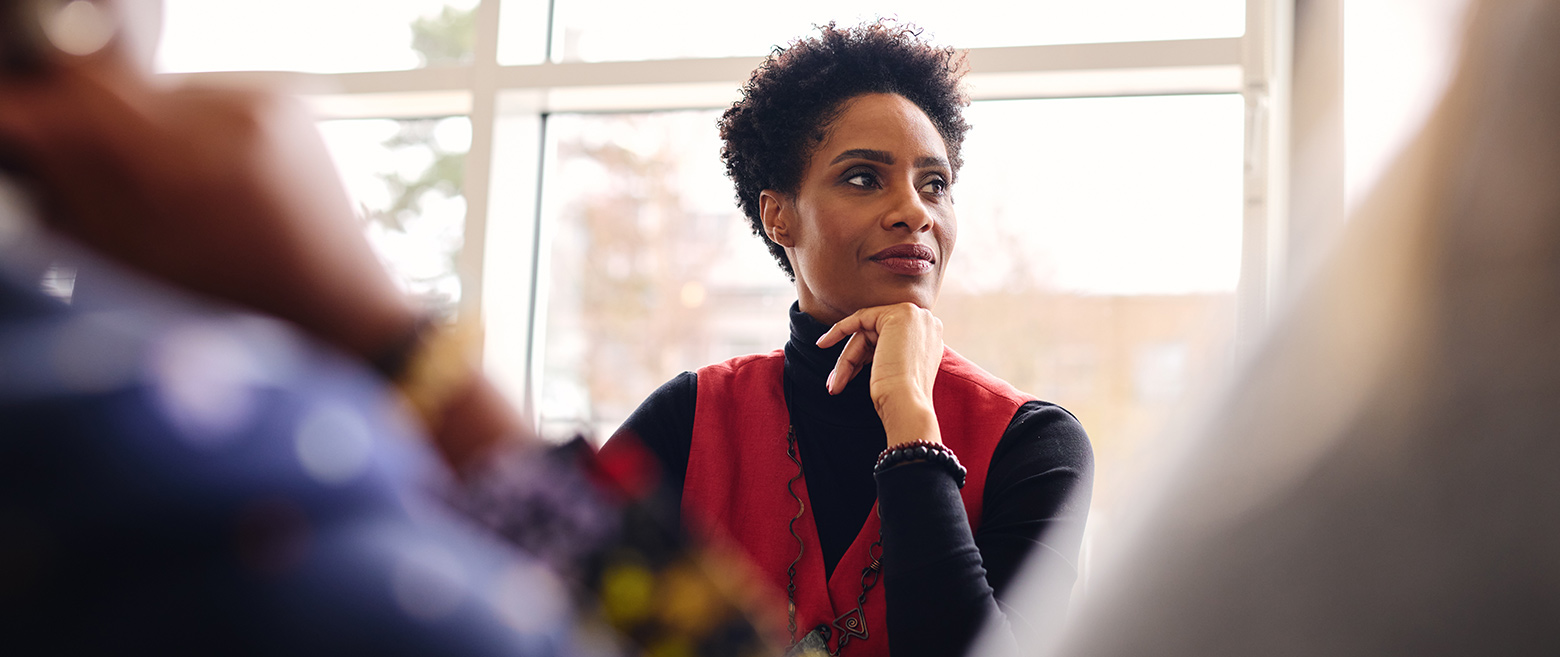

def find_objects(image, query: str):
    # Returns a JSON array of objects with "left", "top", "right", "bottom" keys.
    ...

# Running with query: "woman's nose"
[{"left": 882, "top": 183, "right": 933, "bottom": 233}]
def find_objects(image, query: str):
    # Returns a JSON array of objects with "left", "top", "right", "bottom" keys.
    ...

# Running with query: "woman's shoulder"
[
  {"left": 615, "top": 347, "right": 785, "bottom": 446},
  {"left": 619, "top": 371, "right": 699, "bottom": 433},
  {"left": 1005, "top": 400, "right": 1089, "bottom": 450},
  {"left": 934, "top": 348, "right": 1091, "bottom": 459},
  {"left": 601, "top": 371, "right": 701, "bottom": 491},
  {"left": 935, "top": 347, "right": 1037, "bottom": 409},
  {"left": 694, "top": 349, "right": 785, "bottom": 377}
]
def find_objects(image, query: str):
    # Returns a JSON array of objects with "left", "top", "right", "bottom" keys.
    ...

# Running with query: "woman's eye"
[
  {"left": 920, "top": 178, "right": 948, "bottom": 195},
  {"left": 845, "top": 170, "right": 879, "bottom": 188}
]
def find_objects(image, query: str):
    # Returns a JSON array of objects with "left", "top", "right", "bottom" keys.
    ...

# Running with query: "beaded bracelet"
[
  {"left": 394, "top": 320, "right": 482, "bottom": 431},
  {"left": 873, "top": 440, "right": 967, "bottom": 488},
  {"left": 366, "top": 316, "right": 481, "bottom": 431}
]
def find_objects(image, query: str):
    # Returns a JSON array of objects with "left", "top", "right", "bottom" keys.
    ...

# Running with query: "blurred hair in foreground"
[{"left": 984, "top": 0, "right": 1560, "bottom": 654}]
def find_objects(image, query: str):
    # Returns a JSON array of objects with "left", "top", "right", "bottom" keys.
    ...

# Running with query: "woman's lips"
[{"left": 870, "top": 244, "right": 936, "bottom": 275}]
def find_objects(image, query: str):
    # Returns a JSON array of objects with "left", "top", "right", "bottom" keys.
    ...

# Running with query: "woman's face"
[{"left": 760, "top": 92, "right": 957, "bottom": 325}]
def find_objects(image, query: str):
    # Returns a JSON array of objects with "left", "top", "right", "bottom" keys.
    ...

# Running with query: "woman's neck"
[{"left": 784, "top": 303, "right": 879, "bottom": 425}]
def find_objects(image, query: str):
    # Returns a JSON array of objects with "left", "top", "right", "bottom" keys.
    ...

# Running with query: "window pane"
[
  {"left": 546, "top": 0, "right": 1243, "bottom": 63},
  {"left": 951, "top": 96, "right": 1243, "bottom": 296},
  {"left": 319, "top": 117, "right": 472, "bottom": 317},
  {"left": 945, "top": 95, "right": 1243, "bottom": 511},
  {"left": 536, "top": 110, "right": 793, "bottom": 439},
  {"left": 533, "top": 96, "right": 1243, "bottom": 524},
  {"left": 158, "top": 0, "right": 478, "bottom": 73}
]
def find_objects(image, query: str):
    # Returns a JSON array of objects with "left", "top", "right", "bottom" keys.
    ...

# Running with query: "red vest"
[{"left": 683, "top": 347, "right": 1034, "bottom": 655}]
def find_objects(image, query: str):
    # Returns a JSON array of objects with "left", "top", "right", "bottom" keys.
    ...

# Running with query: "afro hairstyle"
[{"left": 717, "top": 20, "right": 971, "bottom": 280}]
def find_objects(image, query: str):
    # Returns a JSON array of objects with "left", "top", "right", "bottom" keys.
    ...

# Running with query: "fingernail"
[{"left": 826, "top": 371, "right": 835, "bottom": 391}]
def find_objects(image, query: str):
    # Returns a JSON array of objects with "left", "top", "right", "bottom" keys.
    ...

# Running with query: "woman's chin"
[
  {"left": 800, "top": 280, "right": 942, "bottom": 322},
  {"left": 851, "top": 288, "right": 940, "bottom": 313}
]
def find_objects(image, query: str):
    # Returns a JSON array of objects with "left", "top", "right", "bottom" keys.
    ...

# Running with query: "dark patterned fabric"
[{"left": 0, "top": 257, "right": 587, "bottom": 655}]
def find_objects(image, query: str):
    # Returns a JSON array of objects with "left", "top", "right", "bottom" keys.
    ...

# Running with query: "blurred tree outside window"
[
  {"left": 411, "top": 5, "right": 477, "bottom": 67},
  {"left": 317, "top": 5, "right": 475, "bottom": 319},
  {"left": 538, "top": 111, "right": 792, "bottom": 440}
]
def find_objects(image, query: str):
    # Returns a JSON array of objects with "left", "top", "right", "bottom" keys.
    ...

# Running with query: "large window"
[{"left": 158, "top": 0, "right": 1283, "bottom": 579}]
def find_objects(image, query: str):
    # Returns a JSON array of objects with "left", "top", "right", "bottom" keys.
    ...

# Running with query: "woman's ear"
[{"left": 759, "top": 190, "right": 795, "bottom": 247}]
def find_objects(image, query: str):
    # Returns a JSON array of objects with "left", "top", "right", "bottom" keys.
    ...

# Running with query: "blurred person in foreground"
[
  {"left": 0, "top": 1, "right": 771, "bottom": 654},
  {"left": 982, "top": 0, "right": 1560, "bottom": 655},
  {"left": 600, "top": 21, "right": 1092, "bottom": 657}
]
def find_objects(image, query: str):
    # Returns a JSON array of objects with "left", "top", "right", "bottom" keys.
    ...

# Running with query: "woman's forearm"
[
  {"left": 879, "top": 398, "right": 942, "bottom": 447},
  {"left": 876, "top": 461, "right": 1002, "bottom": 657}
]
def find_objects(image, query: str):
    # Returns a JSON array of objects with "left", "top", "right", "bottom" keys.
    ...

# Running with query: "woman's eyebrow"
[
  {"left": 828, "top": 149, "right": 949, "bottom": 170},
  {"left": 830, "top": 148, "right": 893, "bottom": 165},
  {"left": 915, "top": 156, "right": 950, "bottom": 170}
]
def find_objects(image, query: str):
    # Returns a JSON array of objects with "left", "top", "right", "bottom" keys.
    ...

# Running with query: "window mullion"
[
  {"left": 458, "top": 0, "right": 505, "bottom": 354},
  {"left": 1237, "top": 0, "right": 1293, "bottom": 359}
]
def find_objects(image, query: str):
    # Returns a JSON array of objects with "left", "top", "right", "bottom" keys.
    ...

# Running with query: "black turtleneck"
[
  {"left": 781, "top": 305, "right": 890, "bottom": 575},
  {"left": 607, "top": 304, "right": 1093, "bottom": 656}
]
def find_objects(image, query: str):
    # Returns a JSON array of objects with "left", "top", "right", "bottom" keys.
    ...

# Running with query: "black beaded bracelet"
[{"left": 873, "top": 440, "right": 967, "bottom": 488}]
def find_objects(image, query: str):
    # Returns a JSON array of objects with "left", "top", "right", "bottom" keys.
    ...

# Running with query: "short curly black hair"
[{"left": 718, "top": 20, "right": 971, "bottom": 280}]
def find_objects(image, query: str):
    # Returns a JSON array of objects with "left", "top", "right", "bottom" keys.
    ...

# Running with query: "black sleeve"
[
  {"left": 978, "top": 402, "right": 1094, "bottom": 598},
  {"left": 599, "top": 371, "right": 699, "bottom": 525},
  {"left": 876, "top": 401, "right": 1093, "bottom": 657}
]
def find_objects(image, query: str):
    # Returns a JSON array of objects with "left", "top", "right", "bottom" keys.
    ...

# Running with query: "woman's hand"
[{"left": 816, "top": 302, "right": 944, "bottom": 446}]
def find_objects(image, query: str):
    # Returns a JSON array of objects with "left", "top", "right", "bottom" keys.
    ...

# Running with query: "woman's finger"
[
  {"left": 826, "top": 330, "right": 877, "bottom": 395},
  {"left": 820, "top": 303, "right": 906, "bottom": 348},
  {"left": 816, "top": 311, "right": 869, "bottom": 349}
]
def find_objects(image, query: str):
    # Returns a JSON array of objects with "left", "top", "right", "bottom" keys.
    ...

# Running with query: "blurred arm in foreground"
[
  {"left": 985, "top": 1, "right": 1560, "bottom": 655},
  {"left": 0, "top": 4, "right": 773, "bottom": 654},
  {"left": 0, "top": 1, "right": 519, "bottom": 472}
]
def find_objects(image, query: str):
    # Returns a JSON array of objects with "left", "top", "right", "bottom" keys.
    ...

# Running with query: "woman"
[{"left": 602, "top": 21, "right": 1093, "bottom": 657}]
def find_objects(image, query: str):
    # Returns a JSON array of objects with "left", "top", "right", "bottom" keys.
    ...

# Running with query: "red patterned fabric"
[{"left": 683, "top": 347, "right": 1031, "bottom": 654}]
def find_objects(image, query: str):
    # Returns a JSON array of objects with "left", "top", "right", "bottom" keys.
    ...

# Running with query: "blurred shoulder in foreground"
[{"left": 989, "top": 1, "right": 1560, "bottom": 655}]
